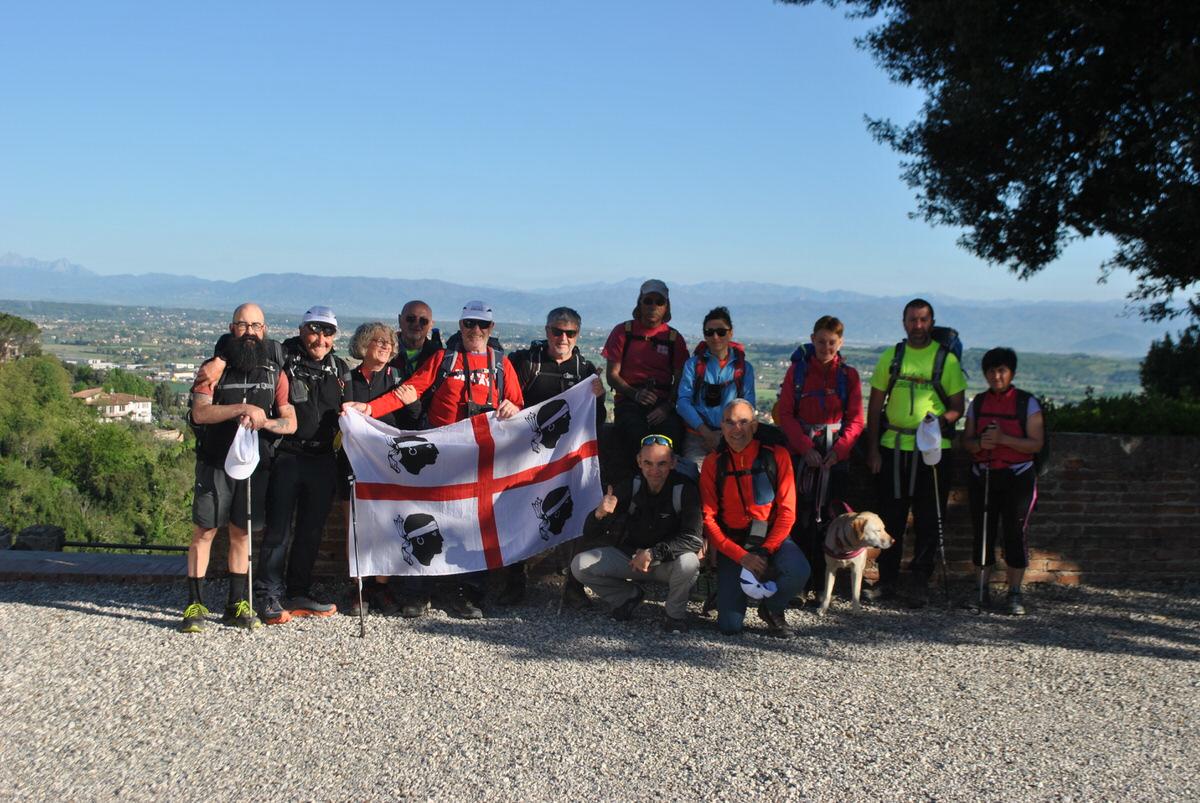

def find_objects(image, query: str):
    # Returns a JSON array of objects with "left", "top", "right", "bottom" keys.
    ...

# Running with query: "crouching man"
[
  {"left": 571, "top": 435, "right": 702, "bottom": 633},
  {"left": 701, "top": 399, "right": 808, "bottom": 638}
]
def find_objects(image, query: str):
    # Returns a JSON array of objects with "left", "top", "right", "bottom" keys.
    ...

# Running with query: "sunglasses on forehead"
[
  {"left": 404, "top": 315, "right": 431, "bottom": 326},
  {"left": 461, "top": 319, "right": 492, "bottom": 330},
  {"left": 548, "top": 326, "right": 578, "bottom": 338},
  {"left": 304, "top": 322, "right": 336, "bottom": 336},
  {"left": 640, "top": 433, "right": 674, "bottom": 448}
]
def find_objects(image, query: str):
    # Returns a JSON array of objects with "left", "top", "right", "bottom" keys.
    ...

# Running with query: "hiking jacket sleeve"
[
  {"left": 832, "top": 365, "right": 864, "bottom": 461},
  {"left": 675, "top": 354, "right": 705, "bottom": 430},
  {"left": 367, "top": 349, "right": 441, "bottom": 419},
  {"left": 776, "top": 362, "right": 813, "bottom": 456},
  {"left": 654, "top": 479, "right": 704, "bottom": 561}
]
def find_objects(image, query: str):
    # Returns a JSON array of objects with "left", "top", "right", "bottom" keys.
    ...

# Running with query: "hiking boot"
[
  {"left": 447, "top": 591, "right": 483, "bottom": 620},
  {"left": 222, "top": 600, "right": 261, "bottom": 630},
  {"left": 611, "top": 586, "right": 645, "bottom": 622},
  {"left": 965, "top": 586, "right": 992, "bottom": 613},
  {"left": 369, "top": 586, "right": 401, "bottom": 616},
  {"left": 180, "top": 602, "right": 210, "bottom": 634},
  {"left": 562, "top": 581, "right": 593, "bottom": 610},
  {"left": 346, "top": 586, "right": 369, "bottom": 618},
  {"left": 757, "top": 604, "right": 794, "bottom": 639},
  {"left": 399, "top": 595, "right": 430, "bottom": 619},
  {"left": 496, "top": 579, "right": 526, "bottom": 607},
  {"left": 1004, "top": 592, "right": 1027, "bottom": 616},
  {"left": 260, "top": 595, "right": 292, "bottom": 625},
  {"left": 662, "top": 615, "right": 690, "bottom": 634},
  {"left": 862, "top": 581, "right": 896, "bottom": 602},
  {"left": 285, "top": 595, "right": 338, "bottom": 618}
]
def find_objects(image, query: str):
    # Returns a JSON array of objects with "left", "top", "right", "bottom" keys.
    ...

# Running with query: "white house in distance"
[{"left": 71, "top": 388, "right": 153, "bottom": 424}]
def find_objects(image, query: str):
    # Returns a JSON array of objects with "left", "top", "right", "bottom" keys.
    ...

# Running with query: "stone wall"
[{"left": 214, "top": 432, "right": 1200, "bottom": 588}]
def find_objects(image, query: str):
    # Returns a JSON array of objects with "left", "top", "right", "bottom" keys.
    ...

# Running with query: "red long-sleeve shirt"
[
  {"left": 699, "top": 440, "right": 796, "bottom": 563},
  {"left": 367, "top": 348, "right": 524, "bottom": 426},
  {"left": 776, "top": 354, "right": 864, "bottom": 461}
]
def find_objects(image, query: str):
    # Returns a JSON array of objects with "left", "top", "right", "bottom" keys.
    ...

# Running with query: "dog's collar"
[{"left": 824, "top": 544, "right": 865, "bottom": 561}]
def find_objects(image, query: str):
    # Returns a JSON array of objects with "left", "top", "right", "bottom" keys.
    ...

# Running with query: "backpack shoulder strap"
[
  {"left": 672, "top": 482, "right": 683, "bottom": 515},
  {"left": 883, "top": 341, "right": 905, "bottom": 404},
  {"left": 930, "top": 344, "right": 951, "bottom": 407},
  {"left": 1014, "top": 388, "right": 1031, "bottom": 437}
]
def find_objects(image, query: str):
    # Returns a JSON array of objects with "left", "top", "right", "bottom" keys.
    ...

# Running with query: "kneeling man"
[
  {"left": 701, "top": 399, "right": 809, "bottom": 637},
  {"left": 571, "top": 435, "right": 702, "bottom": 632}
]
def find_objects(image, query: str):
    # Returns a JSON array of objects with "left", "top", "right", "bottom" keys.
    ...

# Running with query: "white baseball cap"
[
  {"left": 224, "top": 425, "right": 260, "bottom": 480},
  {"left": 916, "top": 413, "right": 942, "bottom": 466},
  {"left": 740, "top": 567, "right": 778, "bottom": 600},
  {"left": 301, "top": 305, "right": 338, "bottom": 329},
  {"left": 460, "top": 300, "right": 494, "bottom": 323}
]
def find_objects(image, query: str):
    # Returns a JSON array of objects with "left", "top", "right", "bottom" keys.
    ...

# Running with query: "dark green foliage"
[
  {"left": 102, "top": 367, "right": 155, "bottom": 398},
  {"left": 1044, "top": 390, "right": 1200, "bottom": 436},
  {"left": 782, "top": 1, "right": 1200, "bottom": 321},
  {"left": 0, "top": 355, "right": 194, "bottom": 545},
  {"left": 0, "top": 311, "right": 41, "bottom": 357},
  {"left": 1140, "top": 326, "right": 1200, "bottom": 399}
]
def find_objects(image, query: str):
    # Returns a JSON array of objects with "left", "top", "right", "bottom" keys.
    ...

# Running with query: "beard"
[{"left": 223, "top": 333, "right": 267, "bottom": 373}]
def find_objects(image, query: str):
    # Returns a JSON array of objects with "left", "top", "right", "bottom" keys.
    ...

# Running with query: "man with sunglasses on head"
[
  {"left": 344, "top": 300, "right": 524, "bottom": 619},
  {"left": 602, "top": 279, "right": 688, "bottom": 485},
  {"left": 500, "top": 307, "right": 607, "bottom": 606},
  {"left": 571, "top": 433, "right": 703, "bottom": 633}
]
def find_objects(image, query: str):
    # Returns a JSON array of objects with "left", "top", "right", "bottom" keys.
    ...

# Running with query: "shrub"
[{"left": 1045, "top": 391, "right": 1200, "bottom": 436}]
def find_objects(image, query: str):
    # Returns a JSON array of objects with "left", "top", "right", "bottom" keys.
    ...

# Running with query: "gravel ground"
[{"left": 0, "top": 578, "right": 1197, "bottom": 801}]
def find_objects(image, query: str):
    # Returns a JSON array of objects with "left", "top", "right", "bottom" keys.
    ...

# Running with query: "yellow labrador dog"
[{"left": 818, "top": 511, "right": 894, "bottom": 616}]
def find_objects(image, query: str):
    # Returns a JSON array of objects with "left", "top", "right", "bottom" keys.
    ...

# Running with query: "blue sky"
[{"left": 2, "top": 0, "right": 1134, "bottom": 302}]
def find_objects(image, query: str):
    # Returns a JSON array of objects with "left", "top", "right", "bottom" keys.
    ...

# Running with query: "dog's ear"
[{"left": 852, "top": 514, "right": 868, "bottom": 538}]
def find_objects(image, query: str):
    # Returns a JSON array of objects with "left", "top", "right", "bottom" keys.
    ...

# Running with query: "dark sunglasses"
[
  {"left": 548, "top": 326, "right": 579, "bottom": 338},
  {"left": 640, "top": 433, "right": 674, "bottom": 448},
  {"left": 461, "top": 319, "right": 492, "bottom": 330},
  {"left": 704, "top": 327, "right": 730, "bottom": 338},
  {"left": 404, "top": 315, "right": 431, "bottom": 326},
  {"left": 641, "top": 295, "right": 667, "bottom": 306},
  {"left": 304, "top": 322, "right": 336, "bottom": 337}
]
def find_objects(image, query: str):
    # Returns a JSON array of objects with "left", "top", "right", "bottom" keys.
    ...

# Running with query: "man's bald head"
[{"left": 232, "top": 303, "right": 265, "bottom": 325}]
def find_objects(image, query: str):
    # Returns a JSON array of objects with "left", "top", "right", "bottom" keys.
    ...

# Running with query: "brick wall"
[{"left": 217, "top": 432, "right": 1200, "bottom": 588}]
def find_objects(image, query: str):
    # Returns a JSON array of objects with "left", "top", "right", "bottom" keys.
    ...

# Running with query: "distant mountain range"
[{"left": 0, "top": 252, "right": 1171, "bottom": 357}]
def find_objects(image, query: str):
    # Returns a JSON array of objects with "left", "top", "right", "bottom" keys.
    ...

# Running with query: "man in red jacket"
[
  {"left": 700, "top": 399, "right": 809, "bottom": 637},
  {"left": 343, "top": 299, "right": 524, "bottom": 619}
]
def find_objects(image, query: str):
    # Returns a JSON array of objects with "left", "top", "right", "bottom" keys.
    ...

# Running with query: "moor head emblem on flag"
[
  {"left": 527, "top": 399, "right": 571, "bottom": 453},
  {"left": 532, "top": 486, "right": 574, "bottom": 541},
  {"left": 387, "top": 435, "right": 440, "bottom": 475},
  {"left": 395, "top": 512, "right": 444, "bottom": 566}
]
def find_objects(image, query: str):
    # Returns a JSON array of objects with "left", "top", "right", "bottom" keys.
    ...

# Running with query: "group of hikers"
[{"left": 180, "top": 279, "right": 1044, "bottom": 637}]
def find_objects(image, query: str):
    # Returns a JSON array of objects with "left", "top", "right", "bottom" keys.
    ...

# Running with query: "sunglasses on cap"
[
  {"left": 641, "top": 295, "right": 667, "bottom": 306},
  {"left": 640, "top": 433, "right": 674, "bottom": 448},
  {"left": 548, "top": 326, "right": 578, "bottom": 338},
  {"left": 404, "top": 315, "right": 431, "bottom": 326},
  {"left": 304, "top": 322, "right": 336, "bottom": 337},
  {"left": 704, "top": 327, "right": 730, "bottom": 338},
  {"left": 461, "top": 319, "right": 492, "bottom": 330}
]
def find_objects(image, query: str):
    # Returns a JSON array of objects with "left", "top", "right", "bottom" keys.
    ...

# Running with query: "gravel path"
[{"left": 0, "top": 579, "right": 1196, "bottom": 801}]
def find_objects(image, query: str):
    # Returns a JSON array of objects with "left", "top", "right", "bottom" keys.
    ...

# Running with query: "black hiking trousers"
[
  {"left": 258, "top": 449, "right": 337, "bottom": 600},
  {"left": 875, "top": 446, "right": 950, "bottom": 586}
]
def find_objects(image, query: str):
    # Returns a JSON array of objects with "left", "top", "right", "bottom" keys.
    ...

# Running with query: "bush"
[
  {"left": 1045, "top": 391, "right": 1200, "bottom": 436},
  {"left": 1141, "top": 325, "right": 1200, "bottom": 400}
]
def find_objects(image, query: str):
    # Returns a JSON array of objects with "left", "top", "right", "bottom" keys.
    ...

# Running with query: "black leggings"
[{"left": 968, "top": 466, "right": 1036, "bottom": 569}]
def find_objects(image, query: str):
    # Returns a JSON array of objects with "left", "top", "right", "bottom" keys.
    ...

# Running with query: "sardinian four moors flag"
[{"left": 339, "top": 380, "right": 603, "bottom": 577}]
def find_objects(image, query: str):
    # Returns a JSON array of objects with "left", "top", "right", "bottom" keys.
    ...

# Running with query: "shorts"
[{"left": 192, "top": 460, "right": 270, "bottom": 530}]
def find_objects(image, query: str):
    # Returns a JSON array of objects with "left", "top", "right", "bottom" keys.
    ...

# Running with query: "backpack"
[
  {"left": 426, "top": 331, "right": 506, "bottom": 416},
  {"left": 789, "top": 343, "right": 850, "bottom": 417},
  {"left": 629, "top": 475, "right": 685, "bottom": 516},
  {"left": 691, "top": 342, "right": 746, "bottom": 405},
  {"left": 971, "top": 388, "right": 1051, "bottom": 476}
]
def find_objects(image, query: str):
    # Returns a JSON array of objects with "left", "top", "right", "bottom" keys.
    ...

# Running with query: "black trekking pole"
[
  {"left": 979, "top": 459, "right": 991, "bottom": 610},
  {"left": 348, "top": 474, "right": 367, "bottom": 638}
]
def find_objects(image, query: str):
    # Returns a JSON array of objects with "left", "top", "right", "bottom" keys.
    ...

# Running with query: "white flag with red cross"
[{"left": 339, "top": 380, "right": 602, "bottom": 577}]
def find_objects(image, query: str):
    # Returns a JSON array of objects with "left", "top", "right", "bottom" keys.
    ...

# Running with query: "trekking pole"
[
  {"left": 931, "top": 464, "right": 950, "bottom": 606},
  {"left": 979, "top": 459, "right": 991, "bottom": 609},
  {"left": 349, "top": 475, "right": 367, "bottom": 638},
  {"left": 246, "top": 473, "right": 255, "bottom": 629}
]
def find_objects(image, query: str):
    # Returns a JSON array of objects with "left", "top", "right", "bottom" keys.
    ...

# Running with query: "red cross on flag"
[{"left": 339, "top": 380, "right": 603, "bottom": 577}]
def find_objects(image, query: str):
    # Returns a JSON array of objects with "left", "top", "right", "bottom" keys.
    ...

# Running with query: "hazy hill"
[{"left": 0, "top": 252, "right": 1171, "bottom": 356}]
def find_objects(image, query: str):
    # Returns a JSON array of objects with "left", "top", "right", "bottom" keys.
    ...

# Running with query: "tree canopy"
[
  {"left": 0, "top": 312, "right": 41, "bottom": 358},
  {"left": 785, "top": 1, "right": 1200, "bottom": 320}
]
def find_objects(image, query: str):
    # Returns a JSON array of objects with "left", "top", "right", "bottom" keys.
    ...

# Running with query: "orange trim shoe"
[{"left": 285, "top": 595, "right": 337, "bottom": 617}]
